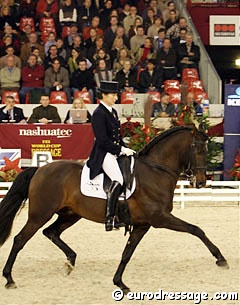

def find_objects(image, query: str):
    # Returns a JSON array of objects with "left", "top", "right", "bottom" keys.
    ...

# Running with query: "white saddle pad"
[{"left": 81, "top": 163, "right": 136, "bottom": 200}]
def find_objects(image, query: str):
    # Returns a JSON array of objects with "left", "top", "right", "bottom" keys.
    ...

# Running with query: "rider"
[{"left": 87, "top": 81, "right": 135, "bottom": 231}]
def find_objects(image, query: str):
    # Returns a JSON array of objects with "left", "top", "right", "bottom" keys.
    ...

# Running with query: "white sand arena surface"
[{"left": 0, "top": 203, "right": 239, "bottom": 305}]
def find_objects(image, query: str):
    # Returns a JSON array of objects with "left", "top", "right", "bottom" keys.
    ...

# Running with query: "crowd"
[{"left": 0, "top": 0, "right": 202, "bottom": 123}]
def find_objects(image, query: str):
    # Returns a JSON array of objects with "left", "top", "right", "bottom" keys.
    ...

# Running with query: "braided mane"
[{"left": 138, "top": 126, "right": 192, "bottom": 156}]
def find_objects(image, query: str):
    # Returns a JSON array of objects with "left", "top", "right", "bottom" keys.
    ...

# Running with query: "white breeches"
[{"left": 102, "top": 152, "right": 123, "bottom": 185}]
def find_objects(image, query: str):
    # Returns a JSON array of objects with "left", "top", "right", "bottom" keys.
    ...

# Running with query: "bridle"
[{"left": 137, "top": 134, "right": 207, "bottom": 183}]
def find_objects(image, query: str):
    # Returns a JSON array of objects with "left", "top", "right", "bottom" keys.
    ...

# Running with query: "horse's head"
[{"left": 186, "top": 124, "right": 208, "bottom": 188}]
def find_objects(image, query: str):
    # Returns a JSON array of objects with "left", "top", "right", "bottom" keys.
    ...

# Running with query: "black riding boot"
[{"left": 105, "top": 181, "right": 122, "bottom": 231}]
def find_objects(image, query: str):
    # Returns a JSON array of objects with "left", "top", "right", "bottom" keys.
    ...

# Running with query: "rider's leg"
[{"left": 102, "top": 153, "right": 123, "bottom": 231}]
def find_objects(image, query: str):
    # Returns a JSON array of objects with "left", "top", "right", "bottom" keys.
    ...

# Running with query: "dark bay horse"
[{"left": 0, "top": 126, "right": 228, "bottom": 292}]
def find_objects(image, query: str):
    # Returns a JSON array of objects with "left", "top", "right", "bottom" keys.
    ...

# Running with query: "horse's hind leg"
[
  {"left": 113, "top": 224, "right": 150, "bottom": 294},
  {"left": 159, "top": 213, "right": 228, "bottom": 268},
  {"left": 43, "top": 210, "right": 81, "bottom": 275},
  {"left": 3, "top": 214, "right": 53, "bottom": 289}
]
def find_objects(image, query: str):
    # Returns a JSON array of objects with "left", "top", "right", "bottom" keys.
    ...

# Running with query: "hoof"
[
  {"left": 5, "top": 282, "right": 17, "bottom": 289},
  {"left": 216, "top": 259, "right": 229, "bottom": 269},
  {"left": 64, "top": 260, "right": 74, "bottom": 276}
]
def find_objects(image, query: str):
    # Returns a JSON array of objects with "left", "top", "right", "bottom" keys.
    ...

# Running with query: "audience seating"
[
  {"left": 182, "top": 68, "right": 199, "bottom": 82},
  {"left": 20, "top": 17, "right": 35, "bottom": 32},
  {"left": 120, "top": 91, "right": 136, "bottom": 104},
  {"left": 192, "top": 89, "right": 208, "bottom": 103},
  {"left": 74, "top": 91, "right": 92, "bottom": 104},
  {"left": 137, "top": 68, "right": 146, "bottom": 82},
  {"left": 164, "top": 80, "right": 180, "bottom": 91},
  {"left": 147, "top": 91, "right": 160, "bottom": 103},
  {"left": 1, "top": 91, "right": 20, "bottom": 104},
  {"left": 187, "top": 80, "right": 204, "bottom": 92},
  {"left": 166, "top": 89, "right": 181, "bottom": 104},
  {"left": 40, "top": 18, "right": 56, "bottom": 43},
  {"left": 50, "top": 91, "right": 68, "bottom": 104}
]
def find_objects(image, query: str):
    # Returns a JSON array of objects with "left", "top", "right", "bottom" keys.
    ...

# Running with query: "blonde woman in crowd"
[
  {"left": 64, "top": 97, "right": 91, "bottom": 124},
  {"left": 112, "top": 47, "right": 132, "bottom": 79}
]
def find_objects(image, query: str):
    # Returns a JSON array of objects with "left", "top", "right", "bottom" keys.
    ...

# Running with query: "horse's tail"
[{"left": 0, "top": 167, "right": 38, "bottom": 247}]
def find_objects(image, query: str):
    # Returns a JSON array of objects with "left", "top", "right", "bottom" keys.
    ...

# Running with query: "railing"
[
  {"left": 1, "top": 181, "right": 240, "bottom": 208},
  {"left": 186, "top": 1, "right": 239, "bottom": 8}
]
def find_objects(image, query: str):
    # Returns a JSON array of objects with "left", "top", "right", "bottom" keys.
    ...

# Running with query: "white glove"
[{"left": 121, "top": 146, "right": 136, "bottom": 156}]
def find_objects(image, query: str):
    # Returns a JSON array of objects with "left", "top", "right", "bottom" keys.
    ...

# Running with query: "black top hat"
[{"left": 99, "top": 81, "right": 119, "bottom": 93}]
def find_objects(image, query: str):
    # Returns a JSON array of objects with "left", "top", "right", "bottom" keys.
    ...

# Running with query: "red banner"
[{"left": 0, "top": 124, "right": 94, "bottom": 160}]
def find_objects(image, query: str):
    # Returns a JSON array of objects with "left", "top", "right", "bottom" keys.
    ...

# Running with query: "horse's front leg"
[
  {"left": 155, "top": 213, "right": 228, "bottom": 268},
  {"left": 113, "top": 224, "right": 150, "bottom": 294}
]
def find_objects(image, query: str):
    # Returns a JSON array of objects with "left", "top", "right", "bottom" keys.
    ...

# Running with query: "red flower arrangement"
[
  {"left": 121, "top": 117, "right": 160, "bottom": 152},
  {"left": 0, "top": 157, "right": 22, "bottom": 182},
  {"left": 229, "top": 149, "right": 240, "bottom": 181}
]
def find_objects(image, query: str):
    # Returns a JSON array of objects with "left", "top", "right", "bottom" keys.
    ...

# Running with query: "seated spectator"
[
  {"left": 133, "top": 37, "right": 156, "bottom": 71},
  {"left": 44, "top": 32, "right": 57, "bottom": 56},
  {"left": 85, "top": 27, "right": 97, "bottom": 50},
  {"left": 123, "top": 6, "right": 143, "bottom": 34},
  {"left": 87, "top": 34, "right": 108, "bottom": 63},
  {"left": 0, "top": 95, "right": 26, "bottom": 123},
  {"left": 64, "top": 97, "right": 91, "bottom": 124},
  {"left": 20, "top": 32, "right": 44, "bottom": 66},
  {"left": 142, "top": 0, "right": 161, "bottom": 20},
  {"left": 115, "top": 59, "right": 138, "bottom": 93},
  {"left": 92, "top": 48, "right": 111, "bottom": 69},
  {"left": 82, "top": 16, "right": 103, "bottom": 41},
  {"left": 162, "top": 1, "right": 179, "bottom": 24},
  {"left": 186, "top": 91, "right": 203, "bottom": 116},
  {"left": 151, "top": 92, "right": 175, "bottom": 117},
  {"left": 27, "top": 94, "right": 61, "bottom": 123},
  {"left": 0, "top": 55, "right": 21, "bottom": 95},
  {"left": 32, "top": 47, "right": 44, "bottom": 65},
  {"left": 112, "top": 47, "right": 132, "bottom": 78},
  {"left": 130, "top": 25, "right": 147, "bottom": 57},
  {"left": 19, "top": 24, "right": 34, "bottom": 45},
  {"left": 66, "top": 34, "right": 86, "bottom": 58},
  {"left": 19, "top": 0, "right": 36, "bottom": 19},
  {"left": 44, "top": 58, "right": 71, "bottom": 103},
  {"left": 59, "top": 0, "right": 77, "bottom": 27},
  {"left": 156, "top": 37, "right": 177, "bottom": 81},
  {"left": 103, "top": 15, "right": 119, "bottom": 51},
  {"left": 44, "top": 44, "right": 66, "bottom": 69},
  {"left": 19, "top": 54, "right": 44, "bottom": 104},
  {"left": 110, "top": 37, "right": 127, "bottom": 67},
  {"left": 36, "top": 0, "right": 59, "bottom": 25},
  {"left": 78, "top": 0, "right": 98, "bottom": 31},
  {"left": 115, "top": 25, "right": 130, "bottom": 49},
  {"left": 166, "top": 17, "right": 191, "bottom": 46},
  {"left": 71, "top": 58, "right": 95, "bottom": 103},
  {"left": 0, "top": 45, "right": 21, "bottom": 69},
  {"left": 165, "top": 9, "right": 179, "bottom": 31},
  {"left": 172, "top": 27, "right": 187, "bottom": 50},
  {"left": 118, "top": 3, "right": 130, "bottom": 26},
  {"left": 56, "top": 37, "right": 67, "bottom": 60},
  {"left": 177, "top": 33, "right": 200, "bottom": 75},
  {"left": 128, "top": 17, "right": 142, "bottom": 40},
  {"left": 153, "top": 28, "right": 166, "bottom": 52},
  {"left": 143, "top": 8, "right": 155, "bottom": 34},
  {"left": 68, "top": 47, "right": 80, "bottom": 75},
  {"left": 147, "top": 16, "right": 165, "bottom": 39},
  {"left": 0, "top": 34, "right": 20, "bottom": 56},
  {"left": 99, "top": 0, "right": 114, "bottom": 30},
  {"left": 139, "top": 59, "right": 163, "bottom": 93},
  {"left": 94, "top": 58, "right": 112, "bottom": 88},
  {"left": 0, "top": 2, "right": 15, "bottom": 30},
  {"left": 63, "top": 23, "right": 81, "bottom": 49}
]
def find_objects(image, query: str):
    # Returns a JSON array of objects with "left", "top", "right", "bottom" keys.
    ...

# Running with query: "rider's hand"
[{"left": 121, "top": 146, "right": 136, "bottom": 156}]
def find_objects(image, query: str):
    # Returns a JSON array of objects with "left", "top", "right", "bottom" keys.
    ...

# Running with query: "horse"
[{"left": 0, "top": 126, "right": 228, "bottom": 292}]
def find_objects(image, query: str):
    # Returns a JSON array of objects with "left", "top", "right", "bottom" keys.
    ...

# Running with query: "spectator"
[
  {"left": 166, "top": 17, "right": 191, "bottom": 45},
  {"left": 151, "top": 92, "right": 175, "bottom": 117},
  {"left": 104, "top": 15, "right": 119, "bottom": 50},
  {"left": 0, "top": 95, "right": 26, "bottom": 123},
  {"left": 56, "top": 37, "right": 67, "bottom": 60},
  {"left": 153, "top": 28, "right": 166, "bottom": 52},
  {"left": 143, "top": 8, "right": 155, "bottom": 33},
  {"left": 67, "top": 34, "right": 86, "bottom": 58},
  {"left": 139, "top": 59, "right": 163, "bottom": 93},
  {"left": 44, "top": 44, "right": 66, "bottom": 69},
  {"left": 64, "top": 97, "right": 91, "bottom": 123},
  {"left": 44, "top": 58, "right": 71, "bottom": 103},
  {"left": 118, "top": 3, "right": 130, "bottom": 25},
  {"left": 32, "top": 47, "right": 44, "bottom": 65},
  {"left": 68, "top": 47, "right": 81, "bottom": 75},
  {"left": 63, "top": 23, "right": 80, "bottom": 49},
  {"left": 87, "top": 34, "right": 107, "bottom": 62},
  {"left": 162, "top": 1, "right": 179, "bottom": 24},
  {"left": 0, "top": 55, "right": 21, "bottom": 95},
  {"left": 128, "top": 16, "right": 143, "bottom": 40},
  {"left": 71, "top": 58, "right": 95, "bottom": 103},
  {"left": 133, "top": 36, "right": 156, "bottom": 71},
  {"left": 19, "top": 54, "right": 44, "bottom": 104},
  {"left": 115, "top": 59, "right": 138, "bottom": 93},
  {"left": 0, "top": 45, "right": 21, "bottom": 69},
  {"left": 115, "top": 25, "right": 130, "bottom": 49},
  {"left": 59, "top": 0, "right": 77, "bottom": 27},
  {"left": 142, "top": 0, "right": 161, "bottom": 20},
  {"left": 19, "top": 24, "right": 34, "bottom": 45},
  {"left": 177, "top": 33, "right": 200, "bottom": 75},
  {"left": 36, "top": 0, "right": 59, "bottom": 24},
  {"left": 92, "top": 48, "right": 111, "bottom": 69},
  {"left": 110, "top": 36, "right": 127, "bottom": 67},
  {"left": 82, "top": 16, "right": 103, "bottom": 41},
  {"left": 94, "top": 58, "right": 112, "bottom": 88},
  {"left": 27, "top": 94, "right": 61, "bottom": 123},
  {"left": 19, "top": 0, "right": 36, "bottom": 19},
  {"left": 123, "top": 6, "right": 142, "bottom": 34},
  {"left": 85, "top": 27, "right": 97, "bottom": 50},
  {"left": 0, "top": 33, "right": 20, "bottom": 56},
  {"left": 130, "top": 25, "right": 147, "bottom": 57},
  {"left": 156, "top": 37, "right": 177, "bottom": 80},
  {"left": 44, "top": 31, "right": 57, "bottom": 56},
  {"left": 112, "top": 47, "right": 131, "bottom": 78},
  {"left": 165, "top": 9, "right": 179, "bottom": 31},
  {"left": 20, "top": 32, "right": 44, "bottom": 66},
  {"left": 99, "top": 0, "right": 113, "bottom": 30},
  {"left": 0, "top": 1, "right": 15, "bottom": 30},
  {"left": 147, "top": 16, "right": 165, "bottom": 39},
  {"left": 78, "top": 0, "right": 98, "bottom": 31},
  {"left": 172, "top": 27, "right": 187, "bottom": 50},
  {"left": 186, "top": 91, "right": 203, "bottom": 116}
]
